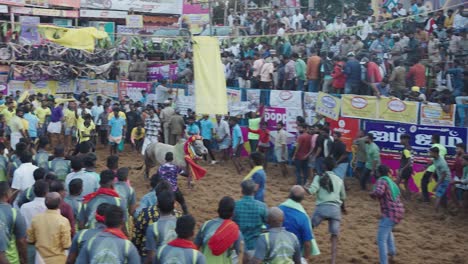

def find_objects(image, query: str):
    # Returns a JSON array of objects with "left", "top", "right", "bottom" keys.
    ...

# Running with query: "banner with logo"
[
  {"left": 49, "top": 0, "right": 80, "bottom": 8},
  {"left": 327, "top": 117, "right": 360, "bottom": 152},
  {"left": 227, "top": 88, "right": 241, "bottom": 110},
  {"left": 80, "top": 0, "right": 183, "bottom": 15},
  {"left": 420, "top": 103, "right": 456, "bottom": 127},
  {"left": 19, "top": 16, "right": 40, "bottom": 45},
  {"left": 126, "top": 15, "right": 143, "bottom": 28},
  {"left": 119, "top": 81, "right": 151, "bottom": 101},
  {"left": 0, "top": 0, "right": 24, "bottom": 5},
  {"left": 75, "top": 79, "right": 118, "bottom": 98},
  {"left": 264, "top": 107, "right": 287, "bottom": 131},
  {"left": 270, "top": 90, "right": 302, "bottom": 108},
  {"left": 341, "top": 95, "right": 378, "bottom": 120},
  {"left": 364, "top": 121, "right": 467, "bottom": 160},
  {"left": 147, "top": 63, "right": 178, "bottom": 81},
  {"left": 8, "top": 80, "right": 57, "bottom": 95},
  {"left": 246, "top": 89, "right": 260, "bottom": 112},
  {"left": 377, "top": 97, "right": 419, "bottom": 124},
  {"left": 316, "top": 92, "right": 341, "bottom": 120}
]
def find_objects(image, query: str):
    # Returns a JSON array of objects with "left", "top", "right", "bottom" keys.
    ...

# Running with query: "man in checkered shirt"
[
  {"left": 233, "top": 180, "right": 267, "bottom": 262},
  {"left": 370, "top": 165, "right": 405, "bottom": 264}
]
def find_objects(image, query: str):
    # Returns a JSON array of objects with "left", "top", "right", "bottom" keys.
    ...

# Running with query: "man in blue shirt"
[
  {"left": 244, "top": 152, "right": 266, "bottom": 202},
  {"left": 230, "top": 117, "right": 244, "bottom": 174},
  {"left": 343, "top": 52, "right": 362, "bottom": 94},
  {"left": 279, "top": 185, "right": 317, "bottom": 262},
  {"left": 199, "top": 114, "right": 217, "bottom": 165},
  {"left": 108, "top": 108, "right": 127, "bottom": 156},
  {"left": 186, "top": 116, "right": 200, "bottom": 136},
  {"left": 23, "top": 107, "right": 39, "bottom": 141}
]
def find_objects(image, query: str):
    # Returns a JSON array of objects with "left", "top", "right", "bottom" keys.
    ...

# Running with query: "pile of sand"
[{"left": 96, "top": 147, "right": 468, "bottom": 264}]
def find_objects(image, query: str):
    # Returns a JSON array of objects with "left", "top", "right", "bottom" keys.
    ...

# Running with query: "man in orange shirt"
[
  {"left": 406, "top": 59, "right": 426, "bottom": 91},
  {"left": 306, "top": 49, "right": 321, "bottom": 92},
  {"left": 360, "top": 57, "right": 382, "bottom": 97}
]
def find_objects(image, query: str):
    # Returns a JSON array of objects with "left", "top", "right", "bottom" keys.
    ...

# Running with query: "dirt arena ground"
[{"left": 95, "top": 146, "right": 468, "bottom": 264}]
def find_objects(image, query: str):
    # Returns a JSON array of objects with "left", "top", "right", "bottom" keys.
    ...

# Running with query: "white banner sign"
[
  {"left": 80, "top": 9, "right": 128, "bottom": 18},
  {"left": 269, "top": 90, "right": 302, "bottom": 109}
]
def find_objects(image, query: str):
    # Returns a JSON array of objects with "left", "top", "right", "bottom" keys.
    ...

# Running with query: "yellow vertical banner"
[
  {"left": 378, "top": 97, "right": 419, "bottom": 124},
  {"left": 193, "top": 36, "right": 227, "bottom": 115},
  {"left": 341, "top": 95, "right": 378, "bottom": 119},
  {"left": 315, "top": 92, "right": 341, "bottom": 121}
]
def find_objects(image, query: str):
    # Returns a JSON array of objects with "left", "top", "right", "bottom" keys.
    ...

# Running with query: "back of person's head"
[
  {"left": 117, "top": 167, "right": 129, "bottom": 181},
  {"left": 175, "top": 215, "right": 196, "bottom": 239},
  {"left": 19, "top": 150, "right": 33, "bottom": 163},
  {"left": 78, "top": 141, "right": 92, "bottom": 154},
  {"left": 70, "top": 156, "right": 83, "bottom": 171},
  {"left": 157, "top": 190, "right": 175, "bottom": 214},
  {"left": 155, "top": 180, "right": 172, "bottom": 194},
  {"left": 15, "top": 142, "right": 27, "bottom": 154},
  {"left": 165, "top": 152, "right": 174, "bottom": 162},
  {"left": 45, "top": 192, "right": 61, "bottom": 210},
  {"left": 96, "top": 203, "right": 111, "bottom": 217},
  {"left": 106, "top": 155, "right": 119, "bottom": 170},
  {"left": 33, "top": 167, "right": 47, "bottom": 181},
  {"left": 104, "top": 205, "right": 124, "bottom": 228},
  {"left": 377, "top": 164, "right": 390, "bottom": 177},
  {"left": 68, "top": 178, "right": 83, "bottom": 196},
  {"left": 33, "top": 179, "right": 49, "bottom": 197},
  {"left": 323, "top": 156, "right": 336, "bottom": 171},
  {"left": 0, "top": 182, "right": 9, "bottom": 199},
  {"left": 83, "top": 153, "right": 97, "bottom": 168},
  {"left": 430, "top": 147, "right": 440, "bottom": 154},
  {"left": 49, "top": 180, "right": 65, "bottom": 193},
  {"left": 37, "top": 136, "right": 49, "bottom": 149},
  {"left": 54, "top": 145, "right": 65, "bottom": 157},
  {"left": 456, "top": 143, "right": 466, "bottom": 153},
  {"left": 100, "top": 169, "right": 115, "bottom": 186},
  {"left": 289, "top": 185, "right": 305, "bottom": 203},
  {"left": 45, "top": 172, "right": 57, "bottom": 183},
  {"left": 150, "top": 173, "right": 162, "bottom": 189},
  {"left": 250, "top": 152, "right": 264, "bottom": 166},
  {"left": 432, "top": 134, "right": 440, "bottom": 143},
  {"left": 241, "top": 180, "right": 256, "bottom": 196},
  {"left": 217, "top": 196, "right": 235, "bottom": 219}
]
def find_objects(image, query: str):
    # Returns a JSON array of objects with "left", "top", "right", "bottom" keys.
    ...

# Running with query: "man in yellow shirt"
[
  {"left": 27, "top": 192, "right": 71, "bottom": 263},
  {"left": 9, "top": 108, "right": 28, "bottom": 150},
  {"left": 444, "top": 9, "right": 454, "bottom": 28},
  {"left": 1, "top": 101, "right": 15, "bottom": 127},
  {"left": 77, "top": 114, "right": 95, "bottom": 150},
  {"left": 63, "top": 101, "right": 77, "bottom": 154},
  {"left": 34, "top": 100, "right": 51, "bottom": 137}
]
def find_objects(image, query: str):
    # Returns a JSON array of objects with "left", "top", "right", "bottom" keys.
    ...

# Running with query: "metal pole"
[
  {"left": 209, "top": 0, "right": 213, "bottom": 36},
  {"left": 224, "top": 1, "right": 228, "bottom": 26}
]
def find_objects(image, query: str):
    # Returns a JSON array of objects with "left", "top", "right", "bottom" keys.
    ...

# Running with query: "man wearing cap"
[
  {"left": 259, "top": 56, "right": 274, "bottom": 89},
  {"left": 406, "top": 86, "right": 426, "bottom": 102},
  {"left": 160, "top": 100, "right": 175, "bottom": 145},
  {"left": 343, "top": 52, "right": 361, "bottom": 94}
]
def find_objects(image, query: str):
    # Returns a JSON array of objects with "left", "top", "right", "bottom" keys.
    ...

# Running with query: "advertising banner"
[
  {"left": 147, "top": 63, "right": 178, "bottom": 81},
  {"left": 119, "top": 81, "right": 151, "bottom": 101},
  {"left": 341, "top": 94, "right": 378, "bottom": 120},
  {"left": 264, "top": 107, "right": 286, "bottom": 131},
  {"left": 316, "top": 92, "right": 340, "bottom": 120},
  {"left": 8, "top": 80, "right": 57, "bottom": 95},
  {"left": 327, "top": 117, "right": 360, "bottom": 152},
  {"left": 364, "top": 121, "right": 467, "bottom": 160},
  {"left": 269, "top": 90, "right": 302, "bottom": 109},
  {"left": 80, "top": 9, "right": 127, "bottom": 19},
  {"left": 126, "top": 15, "right": 143, "bottom": 28},
  {"left": 0, "top": 0, "right": 24, "bottom": 6},
  {"left": 80, "top": 0, "right": 183, "bottom": 15},
  {"left": 420, "top": 103, "right": 456, "bottom": 127},
  {"left": 55, "top": 80, "right": 75, "bottom": 94},
  {"left": 176, "top": 95, "right": 195, "bottom": 115},
  {"left": 245, "top": 89, "right": 260, "bottom": 112},
  {"left": 377, "top": 97, "right": 419, "bottom": 124},
  {"left": 226, "top": 88, "right": 241, "bottom": 109},
  {"left": 19, "top": 16, "right": 40, "bottom": 45},
  {"left": 49, "top": 0, "right": 80, "bottom": 8}
]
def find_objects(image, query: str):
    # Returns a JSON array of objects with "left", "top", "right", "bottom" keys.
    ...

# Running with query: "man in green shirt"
[
  {"left": 430, "top": 147, "right": 451, "bottom": 213},
  {"left": 292, "top": 53, "right": 306, "bottom": 91},
  {"left": 361, "top": 133, "right": 381, "bottom": 191},
  {"left": 421, "top": 135, "right": 447, "bottom": 202}
]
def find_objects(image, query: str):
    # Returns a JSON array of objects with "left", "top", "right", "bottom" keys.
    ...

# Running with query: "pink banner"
[
  {"left": 183, "top": 0, "right": 209, "bottom": 14},
  {"left": 264, "top": 107, "right": 286, "bottom": 131},
  {"left": 119, "top": 81, "right": 151, "bottom": 101}
]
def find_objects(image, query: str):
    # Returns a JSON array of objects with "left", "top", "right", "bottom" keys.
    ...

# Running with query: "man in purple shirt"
[
  {"left": 157, "top": 152, "right": 188, "bottom": 214},
  {"left": 47, "top": 102, "right": 64, "bottom": 147}
]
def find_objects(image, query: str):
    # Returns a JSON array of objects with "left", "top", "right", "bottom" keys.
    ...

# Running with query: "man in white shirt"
[
  {"left": 215, "top": 115, "right": 231, "bottom": 162},
  {"left": 91, "top": 96, "right": 104, "bottom": 126},
  {"left": 154, "top": 80, "right": 173, "bottom": 105},
  {"left": 12, "top": 151, "right": 38, "bottom": 193},
  {"left": 453, "top": 6, "right": 467, "bottom": 30},
  {"left": 20, "top": 180, "right": 48, "bottom": 228},
  {"left": 290, "top": 9, "right": 304, "bottom": 30},
  {"left": 396, "top": 3, "right": 407, "bottom": 17}
]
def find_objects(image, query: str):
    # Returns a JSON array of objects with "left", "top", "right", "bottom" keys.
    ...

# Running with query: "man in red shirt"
[
  {"left": 360, "top": 57, "right": 382, "bottom": 97},
  {"left": 306, "top": 49, "right": 321, "bottom": 92},
  {"left": 406, "top": 59, "right": 426, "bottom": 89},
  {"left": 292, "top": 123, "right": 312, "bottom": 186}
]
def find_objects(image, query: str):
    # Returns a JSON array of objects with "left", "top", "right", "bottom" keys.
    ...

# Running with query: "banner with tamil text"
[
  {"left": 316, "top": 92, "right": 341, "bottom": 120},
  {"left": 420, "top": 103, "right": 456, "bottom": 127},
  {"left": 341, "top": 94, "right": 378, "bottom": 120},
  {"left": 377, "top": 97, "right": 419, "bottom": 124}
]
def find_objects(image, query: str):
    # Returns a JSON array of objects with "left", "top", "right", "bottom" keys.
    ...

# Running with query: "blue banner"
[{"left": 364, "top": 121, "right": 468, "bottom": 159}]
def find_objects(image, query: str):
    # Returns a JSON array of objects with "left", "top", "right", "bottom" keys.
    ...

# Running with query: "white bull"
[{"left": 141, "top": 139, "right": 208, "bottom": 179}]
